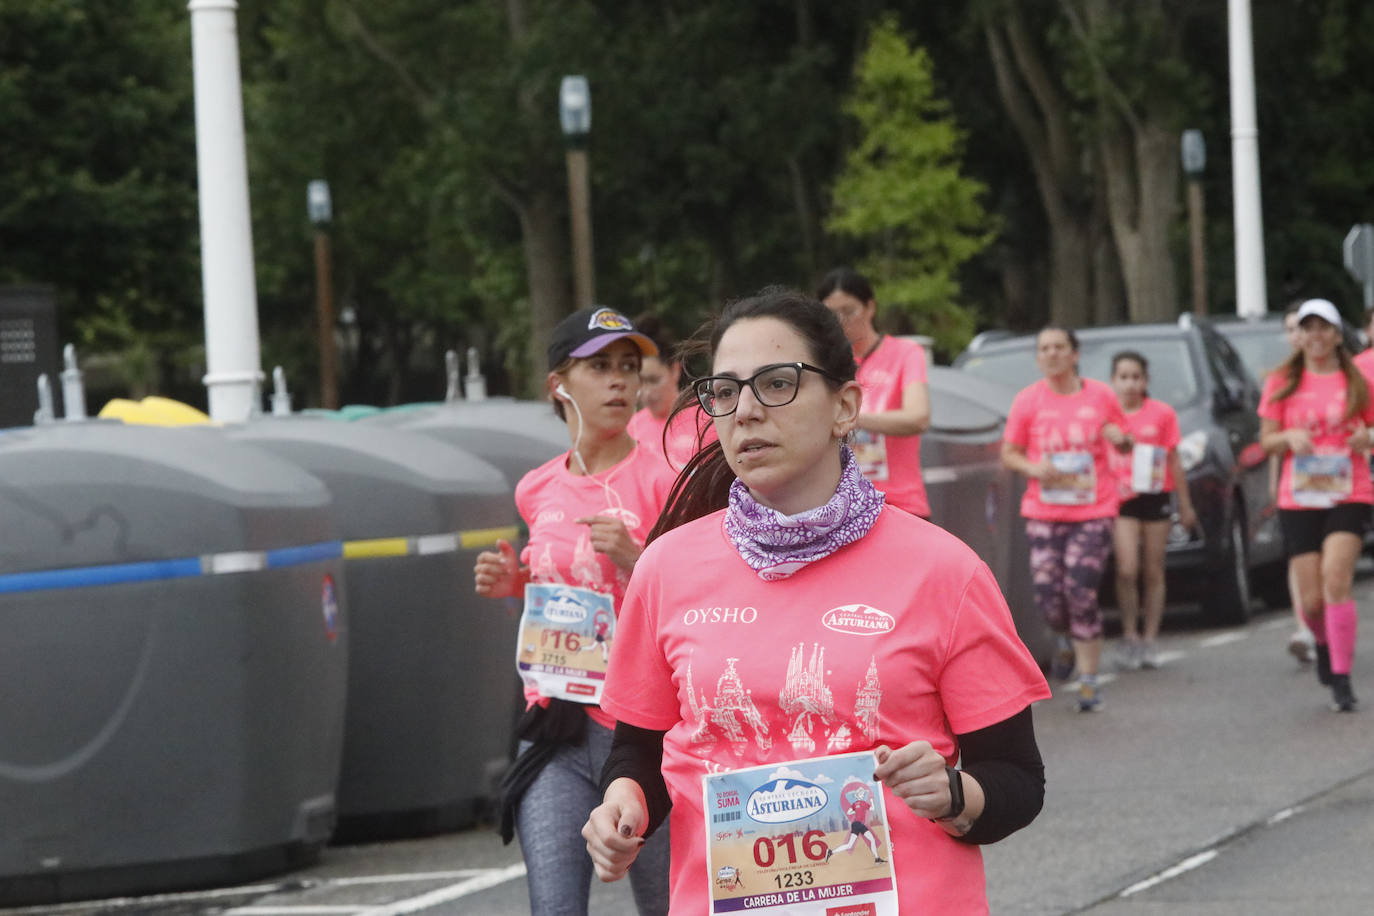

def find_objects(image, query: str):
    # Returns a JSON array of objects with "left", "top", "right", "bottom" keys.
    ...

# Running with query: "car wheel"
[{"left": 1209, "top": 500, "right": 1252, "bottom": 625}]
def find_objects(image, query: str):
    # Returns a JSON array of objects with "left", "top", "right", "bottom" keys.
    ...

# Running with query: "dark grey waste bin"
[
  {"left": 0, "top": 423, "right": 346, "bottom": 906},
  {"left": 228, "top": 417, "right": 521, "bottom": 841},
  {"left": 924, "top": 368, "right": 1051, "bottom": 666},
  {"left": 359, "top": 398, "right": 567, "bottom": 488}
]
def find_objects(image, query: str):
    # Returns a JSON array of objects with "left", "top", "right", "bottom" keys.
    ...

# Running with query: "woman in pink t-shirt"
[
  {"left": 1258, "top": 298, "right": 1373, "bottom": 713},
  {"left": 817, "top": 268, "right": 932, "bottom": 517},
  {"left": 472, "top": 306, "right": 674, "bottom": 915},
  {"left": 581, "top": 288, "right": 1050, "bottom": 914},
  {"left": 1107, "top": 351, "right": 1197, "bottom": 670},
  {"left": 1001, "top": 327, "right": 1131, "bottom": 712}
]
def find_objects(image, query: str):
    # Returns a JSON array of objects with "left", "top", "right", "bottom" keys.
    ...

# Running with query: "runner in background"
[
  {"left": 1107, "top": 351, "right": 1197, "bottom": 670},
  {"left": 1276, "top": 304, "right": 1317, "bottom": 664},
  {"left": 1001, "top": 327, "right": 1132, "bottom": 712},
  {"left": 581, "top": 288, "right": 1049, "bottom": 913},
  {"left": 473, "top": 306, "right": 674, "bottom": 915},
  {"left": 817, "top": 268, "right": 932, "bottom": 518},
  {"left": 1259, "top": 298, "right": 1373, "bottom": 713},
  {"left": 627, "top": 313, "right": 716, "bottom": 471}
]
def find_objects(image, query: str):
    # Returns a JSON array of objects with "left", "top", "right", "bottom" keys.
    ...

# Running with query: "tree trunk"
[
  {"left": 1100, "top": 121, "right": 1179, "bottom": 323},
  {"left": 985, "top": 18, "right": 1094, "bottom": 329},
  {"left": 515, "top": 190, "right": 571, "bottom": 395}
]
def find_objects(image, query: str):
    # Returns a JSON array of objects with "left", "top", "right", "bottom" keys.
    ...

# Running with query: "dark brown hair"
[{"left": 646, "top": 287, "right": 857, "bottom": 543}]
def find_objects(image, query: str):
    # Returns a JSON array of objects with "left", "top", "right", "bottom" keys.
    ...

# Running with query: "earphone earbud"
[{"left": 555, "top": 383, "right": 570, "bottom": 400}]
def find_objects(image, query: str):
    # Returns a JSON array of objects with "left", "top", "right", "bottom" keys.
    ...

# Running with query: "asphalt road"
[{"left": 9, "top": 575, "right": 1374, "bottom": 916}]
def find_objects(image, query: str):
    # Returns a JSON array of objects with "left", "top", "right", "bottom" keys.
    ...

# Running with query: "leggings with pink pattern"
[{"left": 1026, "top": 517, "right": 1115, "bottom": 641}]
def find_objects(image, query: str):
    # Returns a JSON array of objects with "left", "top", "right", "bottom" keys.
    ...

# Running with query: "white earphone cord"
[{"left": 561, "top": 388, "right": 627, "bottom": 514}]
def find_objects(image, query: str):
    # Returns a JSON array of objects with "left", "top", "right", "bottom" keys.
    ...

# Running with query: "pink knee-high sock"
[
  {"left": 1325, "top": 600, "right": 1358, "bottom": 675},
  {"left": 1304, "top": 608, "right": 1327, "bottom": 645}
]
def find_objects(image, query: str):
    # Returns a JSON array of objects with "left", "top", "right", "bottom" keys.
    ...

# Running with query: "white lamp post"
[
  {"left": 1228, "top": 0, "right": 1267, "bottom": 318},
  {"left": 188, "top": 0, "right": 263, "bottom": 421}
]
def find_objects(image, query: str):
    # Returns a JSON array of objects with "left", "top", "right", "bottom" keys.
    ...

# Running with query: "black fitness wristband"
[{"left": 936, "top": 765, "right": 965, "bottom": 821}]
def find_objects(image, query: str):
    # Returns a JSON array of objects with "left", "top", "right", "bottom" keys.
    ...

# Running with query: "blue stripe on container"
[
  {"left": 0, "top": 540, "right": 344, "bottom": 596},
  {"left": 0, "top": 558, "right": 203, "bottom": 595},
  {"left": 264, "top": 541, "right": 344, "bottom": 569}
]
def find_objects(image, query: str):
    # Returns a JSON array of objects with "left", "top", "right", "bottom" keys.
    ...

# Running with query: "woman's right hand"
[
  {"left": 582, "top": 778, "right": 649, "bottom": 883},
  {"left": 473, "top": 539, "right": 521, "bottom": 598}
]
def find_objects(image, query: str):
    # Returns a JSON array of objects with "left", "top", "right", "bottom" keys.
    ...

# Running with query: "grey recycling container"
[
  {"left": 923, "top": 368, "right": 1050, "bottom": 666},
  {"left": 228, "top": 417, "right": 521, "bottom": 841},
  {"left": 0, "top": 422, "right": 347, "bottom": 906},
  {"left": 358, "top": 397, "right": 567, "bottom": 488}
]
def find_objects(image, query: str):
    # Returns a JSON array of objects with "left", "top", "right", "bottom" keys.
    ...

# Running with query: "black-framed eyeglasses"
[{"left": 692, "top": 362, "right": 845, "bottom": 417}]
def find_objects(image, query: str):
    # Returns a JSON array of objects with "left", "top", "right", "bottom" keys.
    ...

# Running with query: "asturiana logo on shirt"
[
  {"left": 543, "top": 589, "right": 591, "bottom": 624},
  {"left": 746, "top": 778, "right": 828, "bottom": 824},
  {"left": 822, "top": 604, "right": 895, "bottom": 636}
]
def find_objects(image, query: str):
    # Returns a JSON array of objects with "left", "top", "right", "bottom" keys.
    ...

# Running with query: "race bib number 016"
[
  {"left": 516, "top": 583, "right": 614, "bottom": 704},
  {"left": 703, "top": 751, "right": 898, "bottom": 915}
]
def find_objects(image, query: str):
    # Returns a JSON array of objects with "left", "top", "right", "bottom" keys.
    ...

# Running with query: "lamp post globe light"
[
  {"left": 1181, "top": 130, "right": 1208, "bottom": 317},
  {"left": 308, "top": 179, "right": 339, "bottom": 410},
  {"left": 560, "top": 75, "right": 596, "bottom": 308}
]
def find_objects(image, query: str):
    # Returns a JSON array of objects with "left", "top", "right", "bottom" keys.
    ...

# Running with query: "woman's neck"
[
  {"left": 1045, "top": 372, "right": 1081, "bottom": 395},
  {"left": 567, "top": 427, "right": 636, "bottom": 476},
  {"left": 852, "top": 331, "right": 882, "bottom": 361},
  {"left": 748, "top": 453, "right": 844, "bottom": 517},
  {"left": 1120, "top": 395, "right": 1144, "bottom": 411},
  {"left": 1305, "top": 353, "right": 1339, "bottom": 374}
]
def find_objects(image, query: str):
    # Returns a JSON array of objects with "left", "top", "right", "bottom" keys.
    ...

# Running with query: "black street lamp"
[
  {"left": 1181, "top": 130, "right": 1208, "bottom": 318},
  {"left": 307, "top": 179, "right": 339, "bottom": 409},
  {"left": 559, "top": 75, "right": 595, "bottom": 308}
]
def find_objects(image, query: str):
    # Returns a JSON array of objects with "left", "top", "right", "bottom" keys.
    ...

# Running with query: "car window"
[
  {"left": 960, "top": 337, "right": 1200, "bottom": 409},
  {"left": 1218, "top": 328, "right": 1290, "bottom": 383}
]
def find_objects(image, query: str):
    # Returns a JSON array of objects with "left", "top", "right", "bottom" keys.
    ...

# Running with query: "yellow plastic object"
[
  {"left": 97, "top": 397, "right": 211, "bottom": 426},
  {"left": 138, "top": 396, "right": 210, "bottom": 426}
]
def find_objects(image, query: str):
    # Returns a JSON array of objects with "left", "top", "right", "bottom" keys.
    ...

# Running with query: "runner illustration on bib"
[
  {"left": 1291, "top": 451, "right": 1353, "bottom": 508},
  {"left": 1040, "top": 451, "right": 1096, "bottom": 505},
  {"left": 703, "top": 751, "right": 898, "bottom": 915}
]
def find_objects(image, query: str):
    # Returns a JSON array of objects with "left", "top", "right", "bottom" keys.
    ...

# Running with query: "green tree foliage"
[
  {"left": 826, "top": 16, "right": 996, "bottom": 354},
  {"left": 0, "top": 0, "right": 202, "bottom": 398}
]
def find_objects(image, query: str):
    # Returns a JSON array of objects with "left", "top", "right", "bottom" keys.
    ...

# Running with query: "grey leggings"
[{"left": 517, "top": 720, "right": 671, "bottom": 916}]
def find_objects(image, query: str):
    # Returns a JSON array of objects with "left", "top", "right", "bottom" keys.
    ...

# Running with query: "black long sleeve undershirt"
[{"left": 600, "top": 705, "right": 1044, "bottom": 845}]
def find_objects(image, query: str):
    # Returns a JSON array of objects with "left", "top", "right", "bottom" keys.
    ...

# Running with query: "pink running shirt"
[
  {"left": 627, "top": 406, "right": 717, "bottom": 472},
  {"left": 1107, "top": 398, "right": 1182, "bottom": 499},
  {"left": 1354, "top": 348, "right": 1374, "bottom": 381},
  {"left": 602, "top": 507, "right": 1051, "bottom": 915},
  {"left": 1258, "top": 369, "right": 1374, "bottom": 509},
  {"left": 1005, "top": 377, "right": 1126, "bottom": 521},
  {"left": 854, "top": 336, "right": 930, "bottom": 517},
  {"left": 515, "top": 442, "right": 676, "bottom": 727}
]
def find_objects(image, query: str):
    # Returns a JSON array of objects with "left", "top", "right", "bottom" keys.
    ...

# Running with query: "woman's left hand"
[
  {"left": 576, "top": 515, "right": 643, "bottom": 573},
  {"left": 1347, "top": 422, "right": 1372, "bottom": 453},
  {"left": 1178, "top": 503, "right": 1199, "bottom": 533},
  {"left": 872, "top": 741, "right": 951, "bottom": 820}
]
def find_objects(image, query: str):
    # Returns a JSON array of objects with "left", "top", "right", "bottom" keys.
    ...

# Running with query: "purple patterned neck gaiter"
[{"left": 724, "top": 445, "right": 886, "bottom": 580}]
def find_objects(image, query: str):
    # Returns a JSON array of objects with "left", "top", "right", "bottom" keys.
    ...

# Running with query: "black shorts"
[
  {"left": 1279, "top": 503, "right": 1372, "bottom": 557},
  {"left": 849, "top": 821, "right": 870, "bottom": 836},
  {"left": 1118, "top": 492, "right": 1173, "bottom": 522}
]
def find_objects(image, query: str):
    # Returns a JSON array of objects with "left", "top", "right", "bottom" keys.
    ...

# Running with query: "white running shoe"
[{"left": 1287, "top": 629, "right": 1315, "bottom": 665}]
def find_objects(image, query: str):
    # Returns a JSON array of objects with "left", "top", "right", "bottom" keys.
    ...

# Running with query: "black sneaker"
[
  {"left": 1330, "top": 674, "right": 1358, "bottom": 713},
  {"left": 873, "top": 856, "right": 887, "bottom": 864},
  {"left": 1316, "top": 644, "right": 1332, "bottom": 686}
]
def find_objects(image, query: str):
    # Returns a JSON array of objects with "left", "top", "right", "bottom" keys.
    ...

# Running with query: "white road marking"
[
  {"left": 1266, "top": 805, "right": 1303, "bottom": 826},
  {"left": 1259, "top": 617, "right": 1292, "bottom": 631},
  {"left": 2, "top": 884, "right": 284, "bottom": 913},
  {"left": 1198, "top": 631, "right": 1250, "bottom": 648},
  {"left": 326, "top": 871, "right": 489, "bottom": 886},
  {"left": 225, "top": 908, "right": 363, "bottom": 915},
  {"left": 354, "top": 864, "right": 529, "bottom": 915},
  {"left": 1151, "top": 650, "right": 1187, "bottom": 666},
  {"left": 1056, "top": 673, "right": 1117, "bottom": 694},
  {"left": 1118, "top": 849, "right": 1219, "bottom": 897}
]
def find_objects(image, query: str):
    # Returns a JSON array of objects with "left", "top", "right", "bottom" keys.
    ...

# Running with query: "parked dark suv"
[{"left": 953, "top": 316, "right": 1282, "bottom": 623}]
